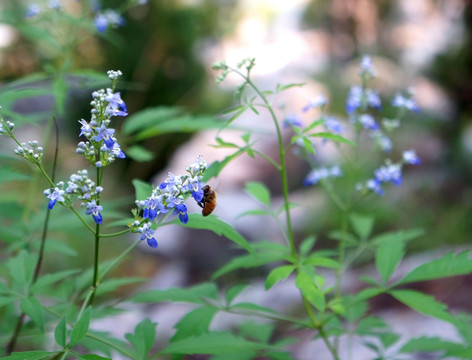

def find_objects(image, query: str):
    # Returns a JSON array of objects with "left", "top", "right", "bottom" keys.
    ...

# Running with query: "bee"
[{"left": 197, "top": 185, "right": 217, "bottom": 216}]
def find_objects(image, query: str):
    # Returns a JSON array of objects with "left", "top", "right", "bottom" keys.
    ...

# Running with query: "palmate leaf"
[
  {"left": 349, "top": 213, "right": 375, "bottom": 240},
  {"left": 70, "top": 307, "right": 91, "bottom": 347},
  {"left": 308, "top": 132, "right": 356, "bottom": 146},
  {"left": 295, "top": 268, "right": 325, "bottom": 312},
  {"left": 122, "top": 106, "right": 183, "bottom": 134},
  {"left": 245, "top": 182, "right": 271, "bottom": 207},
  {"left": 265, "top": 265, "right": 295, "bottom": 290},
  {"left": 76, "top": 355, "right": 112, "bottom": 360},
  {"left": 125, "top": 318, "right": 157, "bottom": 359},
  {"left": 178, "top": 214, "right": 253, "bottom": 252},
  {"left": 125, "top": 145, "right": 154, "bottom": 162},
  {"left": 390, "top": 289, "right": 456, "bottom": 324},
  {"left": 398, "top": 250, "right": 472, "bottom": 285},
  {"left": 0, "top": 351, "right": 55, "bottom": 360},
  {"left": 20, "top": 296, "right": 44, "bottom": 332},
  {"left": 225, "top": 283, "right": 249, "bottom": 305},
  {"left": 131, "top": 282, "right": 217, "bottom": 304},
  {"left": 132, "top": 179, "right": 153, "bottom": 201},
  {"left": 400, "top": 336, "right": 465, "bottom": 353},
  {"left": 375, "top": 233, "right": 405, "bottom": 286},
  {"left": 0, "top": 167, "right": 31, "bottom": 185},
  {"left": 31, "top": 269, "right": 82, "bottom": 293},
  {"left": 160, "top": 332, "right": 267, "bottom": 356},
  {"left": 171, "top": 306, "right": 219, "bottom": 342},
  {"left": 54, "top": 317, "right": 67, "bottom": 348},
  {"left": 212, "top": 252, "right": 286, "bottom": 279}
]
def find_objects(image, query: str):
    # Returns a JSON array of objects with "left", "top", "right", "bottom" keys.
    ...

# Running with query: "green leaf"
[
  {"left": 0, "top": 167, "right": 31, "bottom": 184},
  {"left": 6, "top": 250, "right": 36, "bottom": 293},
  {"left": 122, "top": 106, "right": 183, "bottom": 134},
  {"left": 236, "top": 209, "right": 271, "bottom": 219},
  {"left": 31, "top": 269, "right": 81, "bottom": 293},
  {"left": 52, "top": 74, "right": 67, "bottom": 116},
  {"left": 245, "top": 182, "right": 271, "bottom": 206},
  {"left": 0, "top": 296, "right": 15, "bottom": 307},
  {"left": 239, "top": 321, "right": 273, "bottom": 343},
  {"left": 349, "top": 213, "right": 374, "bottom": 239},
  {"left": 400, "top": 336, "right": 464, "bottom": 353},
  {"left": 77, "top": 355, "right": 112, "bottom": 360},
  {"left": 371, "top": 228, "right": 424, "bottom": 246},
  {"left": 309, "top": 132, "right": 356, "bottom": 146},
  {"left": 202, "top": 150, "right": 245, "bottom": 181},
  {"left": 212, "top": 253, "right": 286, "bottom": 279},
  {"left": 399, "top": 251, "right": 472, "bottom": 285},
  {"left": 132, "top": 283, "right": 217, "bottom": 304},
  {"left": 231, "top": 302, "right": 277, "bottom": 314},
  {"left": 0, "top": 351, "right": 55, "bottom": 360},
  {"left": 265, "top": 265, "right": 295, "bottom": 290},
  {"left": 171, "top": 306, "right": 218, "bottom": 342},
  {"left": 299, "top": 236, "right": 316, "bottom": 257},
  {"left": 390, "top": 289, "right": 456, "bottom": 324},
  {"left": 304, "top": 255, "right": 340, "bottom": 269},
  {"left": 133, "top": 114, "right": 221, "bottom": 140},
  {"left": 54, "top": 317, "right": 67, "bottom": 348},
  {"left": 275, "top": 82, "right": 305, "bottom": 92},
  {"left": 375, "top": 234, "right": 405, "bottom": 285},
  {"left": 225, "top": 284, "right": 248, "bottom": 305},
  {"left": 70, "top": 307, "right": 91, "bottom": 347},
  {"left": 20, "top": 296, "right": 44, "bottom": 332},
  {"left": 295, "top": 269, "right": 325, "bottom": 312},
  {"left": 132, "top": 179, "right": 153, "bottom": 201},
  {"left": 160, "top": 332, "right": 266, "bottom": 355},
  {"left": 125, "top": 145, "right": 154, "bottom": 162},
  {"left": 95, "top": 277, "right": 147, "bottom": 297},
  {"left": 180, "top": 214, "right": 253, "bottom": 252},
  {"left": 125, "top": 318, "right": 157, "bottom": 358}
]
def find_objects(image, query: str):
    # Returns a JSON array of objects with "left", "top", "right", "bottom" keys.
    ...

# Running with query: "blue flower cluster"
[
  {"left": 76, "top": 70, "right": 127, "bottom": 168},
  {"left": 14, "top": 141, "right": 44, "bottom": 165},
  {"left": 362, "top": 150, "right": 421, "bottom": 196},
  {"left": 23, "top": 0, "right": 147, "bottom": 34},
  {"left": 291, "top": 56, "right": 421, "bottom": 192},
  {"left": 44, "top": 170, "right": 105, "bottom": 224},
  {"left": 130, "top": 156, "right": 209, "bottom": 248},
  {"left": 304, "top": 166, "right": 343, "bottom": 186},
  {"left": 42, "top": 71, "right": 127, "bottom": 224}
]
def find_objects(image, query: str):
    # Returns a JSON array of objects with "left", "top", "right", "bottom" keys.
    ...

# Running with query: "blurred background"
[{"left": 1, "top": 0, "right": 471, "bottom": 358}]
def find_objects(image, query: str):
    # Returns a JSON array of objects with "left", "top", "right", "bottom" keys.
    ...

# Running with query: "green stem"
[
  {"left": 241, "top": 74, "right": 296, "bottom": 257},
  {"left": 88, "top": 167, "right": 102, "bottom": 306},
  {"left": 252, "top": 149, "right": 281, "bottom": 170},
  {"left": 302, "top": 298, "right": 339, "bottom": 360},
  {"left": 100, "top": 228, "right": 131, "bottom": 238}
]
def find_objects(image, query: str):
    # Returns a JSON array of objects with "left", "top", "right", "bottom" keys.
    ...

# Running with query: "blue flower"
[
  {"left": 93, "top": 123, "right": 115, "bottom": 149},
  {"left": 85, "top": 200, "right": 103, "bottom": 224},
  {"left": 283, "top": 114, "right": 302, "bottom": 129},
  {"left": 139, "top": 223, "right": 158, "bottom": 248},
  {"left": 143, "top": 196, "right": 163, "bottom": 220},
  {"left": 79, "top": 119, "right": 92, "bottom": 137},
  {"left": 366, "top": 179, "right": 384, "bottom": 195},
  {"left": 175, "top": 203, "right": 188, "bottom": 224},
  {"left": 358, "top": 114, "right": 379, "bottom": 130},
  {"left": 105, "top": 92, "right": 128, "bottom": 117},
  {"left": 325, "top": 116, "right": 343, "bottom": 134},
  {"left": 302, "top": 95, "right": 327, "bottom": 112},
  {"left": 359, "top": 56, "right": 376, "bottom": 78},
  {"left": 45, "top": 188, "right": 65, "bottom": 209},
  {"left": 374, "top": 164, "right": 402, "bottom": 186},
  {"left": 94, "top": 10, "right": 125, "bottom": 33},
  {"left": 403, "top": 150, "right": 420, "bottom": 165},
  {"left": 304, "top": 166, "right": 342, "bottom": 186},
  {"left": 25, "top": 4, "right": 41, "bottom": 18},
  {"left": 346, "top": 86, "right": 362, "bottom": 114},
  {"left": 392, "top": 94, "right": 419, "bottom": 112}
]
